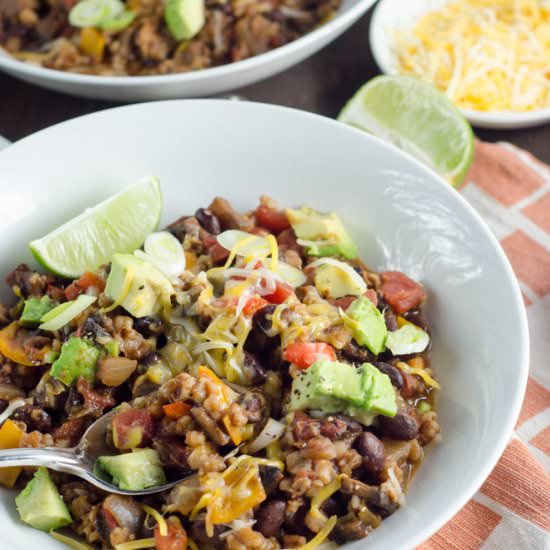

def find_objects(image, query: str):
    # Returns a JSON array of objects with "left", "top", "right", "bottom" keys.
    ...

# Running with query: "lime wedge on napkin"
[
  {"left": 338, "top": 75, "right": 474, "bottom": 187},
  {"left": 30, "top": 176, "right": 162, "bottom": 278}
]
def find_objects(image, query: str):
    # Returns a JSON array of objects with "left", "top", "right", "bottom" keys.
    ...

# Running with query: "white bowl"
[
  {"left": 370, "top": 0, "right": 550, "bottom": 129},
  {"left": 0, "top": 100, "right": 529, "bottom": 549},
  {"left": 0, "top": 0, "right": 375, "bottom": 102}
]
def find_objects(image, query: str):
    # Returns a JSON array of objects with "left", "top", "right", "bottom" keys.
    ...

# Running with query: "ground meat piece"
[
  {"left": 400, "top": 372, "right": 425, "bottom": 398},
  {"left": 226, "top": 526, "right": 277, "bottom": 549},
  {"left": 320, "top": 415, "right": 361, "bottom": 441},
  {"left": 208, "top": 197, "right": 253, "bottom": 231},
  {"left": 61, "top": 481, "right": 101, "bottom": 544},
  {"left": 12, "top": 404, "right": 52, "bottom": 432},
  {"left": 418, "top": 410, "right": 440, "bottom": 445},
  {"left": 154, "top": 436, "right": 192, "bottom": 472},
  {"left": 22, "top": 335, "right": 52, "bottom": 364},
  {"left": 114, "top": 315, "right": 153, "bottom": 360},
  {"left": 44, "top": 38, "right": 82, "bottom": 70},
  {"left": 0, "top": 304, "right": 10, "bottom": 327},
  {"left": 20, "top": 430, "right": 54, "bottom": 448},
  {"left": 341, "top": 339, "right": 372, "bottom": 364},
  {"left": 241, "top": 391, "right": 266, "bottom": 422},
  {"left": 292, "top": 410, "right": 320, "bottom": 441},
  {"left": 53, "top": 417, "right": 89, "bottom": 446},
  {"left": 68, "top": 378, "right": 116, "bottom": 418},
  {"left": 301, "top": 436, "right": 336, "bottom": 460},
  {"left": 232, "top": 14, "right": 281, "bottom": 59},
  {"left": 5, "top": 263, "right": 52, "bottom": 297},
  {"left": 134, "top": 20, "right": 169, "bottom": 61},
  {"left": 190, "top": 406, "right": 230, "bottom": 445}
]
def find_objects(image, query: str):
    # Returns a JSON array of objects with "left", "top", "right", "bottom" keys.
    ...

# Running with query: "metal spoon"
[{"left": 0, "top": 409, "right": 188, "bottom": 495}]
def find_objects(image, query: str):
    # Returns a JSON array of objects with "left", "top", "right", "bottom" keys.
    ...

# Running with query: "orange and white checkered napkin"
[{"left": 419, "top": 140, "right": 550, "bottom": 550}]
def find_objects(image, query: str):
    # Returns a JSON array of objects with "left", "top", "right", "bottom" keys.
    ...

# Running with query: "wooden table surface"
[{"left": 1, "top": 8, "right": 549, "bottom": 162}]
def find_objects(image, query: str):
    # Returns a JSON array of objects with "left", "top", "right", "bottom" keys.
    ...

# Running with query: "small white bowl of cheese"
[{"left": 369, "top": 0, "right": 550, "bottom": 129}]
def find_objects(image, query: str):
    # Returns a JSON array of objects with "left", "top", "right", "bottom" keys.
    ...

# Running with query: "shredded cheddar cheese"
[{"left": 394, "top": 0, "right": 550, "bottom": 111}]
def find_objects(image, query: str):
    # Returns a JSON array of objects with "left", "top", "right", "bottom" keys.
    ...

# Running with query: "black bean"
[
  {"left": 242, "top": 351, "right": 267, "bottom": 385},
  {"left": 333, "top": 519, "right": 370, "bottom": 543},
  {"left": 259, "top": 464, "right": 283, "bottom": 495},
  {"left": 372, "top": 362, "right": 403, "bottom": 389},
  {"left": 242, "top": 391, "right": 266, "bottom": 422},
  {"left": 12, "top": 405, "right": 52, "bottom": 433},
  {"left": 245, "top": 305, "right": 277, "bottom": 354},
  {"left": 190, "top": 522, "right": 227, "bottom": 547},
  {"left": 255, "top": 497, "right": 286, "bottom": 538},
  {"left": 284, "top": 504, "right": 310, "bottom": 536},
  {"left": 355, "top": 431, "right": 386, "bottom": 474},
  {"left": 195, "top": 208, "right": 221, "bottom": 235},
  {"left": 341, "top": 339, "right": 371, "bottom": 364},
  {"left": 379, "top": 413, "right": 419, "bottom": 440},
  {"left": 134, "top": 316, "right": 164, "bottom": 337}
]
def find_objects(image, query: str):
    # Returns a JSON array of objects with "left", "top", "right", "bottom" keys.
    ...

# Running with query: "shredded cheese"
[
  {"left": 102, "top": 266, "right": 134, "bottom": 313},
  {"left": 309, "top": 475, "right": 343, "bottom": 522},
  {"left": 188, "top": 539, "right": 200, "bottom": 550},
  {"left": 393, "top": 0, "right": 550, "bottom": 111},
  {"left": 142, "top": 504, "right": 167, "bottom": 536},
  {"left": 396, "top": 361, "right": 441, "bottom": 390},
  {"left": 266, "top": 234, "right": 279, "bottom": 272}
]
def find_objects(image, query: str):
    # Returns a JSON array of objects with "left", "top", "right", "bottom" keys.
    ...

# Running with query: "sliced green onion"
[
  {"left": 278, "top": 261, "right": 307, "bottom": 288},
  {"left": 216, "top": 230, "right": 271, "bottom": 258},
  {"left": 100, "top": 9, "right": 136, "bottom": 32},
  {"left": 39, "top": 294, "right": 97, "bottom": 332},
  {"left": 69, "top": 0, "right": 124, "bottom": 28},
  {"left": 385, "top": 323, "right": 430, "bottom": 355},
  {"left": 135, "top": 231, "right": 186, "bottom": 280}
]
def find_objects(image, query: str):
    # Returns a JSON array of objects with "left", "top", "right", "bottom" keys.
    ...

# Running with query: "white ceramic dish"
[
  {"left": 0, "top": 0, "right": 375, "bottom": 101},
  {"left": 0, "top": 100, "right": 529, "bottom": 549},
  {"left": 370, "top": 0, "right": 550, "bottom": 129}
]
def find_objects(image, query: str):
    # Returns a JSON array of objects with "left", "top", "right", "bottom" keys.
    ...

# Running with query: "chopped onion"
[
  {"left": 278, "top": 262, "right": 307, "bottom": 288},
  {"left": 217, "top": 230, "right": 270, "bottom": 257},
  {"left": 39, "top": 294, "right": 97, "bottom": 332},
  {"left": 246, "top": 418, "right": 286, "bottom": 454},
  {"left": 219, "top": 518, "right": 257, "bottom": 539},
  {"left": 97, "top": 356, "right": 138, "bottom": 387},
  {"left": 0, "top": 398, "right": 26, "bottom": 426},
  {"left": 308, "top": 258, "right": 366, "bottom": 292}
]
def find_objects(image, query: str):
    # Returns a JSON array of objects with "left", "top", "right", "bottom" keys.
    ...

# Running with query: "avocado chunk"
[
  {"left": 105, "top": 253, "right": 174, "bottom": 318},
  {"left": 20, "top": 296, "right": 54, "bottom": 327},
  {"left": 289, "top": 360, "right": 396, "bottom": 422},
  {"left": 96, "top": 449, "right": 166, "bottom": 490},
  {"left": 50, "top": 337, "right": 100, "bottom": 386},
  {"left": 344, "top": 296, "right": 387, "bottom": 355},
  {"left": 15, "top": 467, "right": 72, "bottom": 531},
  {"left": 286, "top": 206, "right": 357, "bottom": 259},
  {"left": 360, "top": 362, "right": 397, "bottom": 417},
  {"left": 165, "top": 0, "right": 205, "bottom": 40}
]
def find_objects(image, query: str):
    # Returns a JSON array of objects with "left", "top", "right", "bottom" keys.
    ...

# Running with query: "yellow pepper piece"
[
  {"left": 222, "top": 414, "right": 242, "bottom": 445},
  {"left": 0, "top": 419, "right": 24, "bottom": 487},
  {"left": 184, "top": 251, "right": 197, "bottom": 270},
  {"left": 197, "top": 366, "right": 230, "bottom": 403},
  {"left": 396, "top": 315, "right": 411, "bottom": 328},
  {"left": 80, "top": 27, "right": 105, "bottom": 62},
  {"left": 209, "top": 462, "right": 266, "bottom": 525},
  {"left": 0, "top": 322, "right": 39, "bottom": 366}
]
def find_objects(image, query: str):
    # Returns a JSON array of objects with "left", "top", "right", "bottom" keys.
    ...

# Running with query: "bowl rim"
[
  {"left": 0, "top": 99, "right": 530, "bottom": 548},
  {"left": 0, "top": 0, "right": 375, "bottom": 87},
  {"left": 368, "top": 0, "right": 550, "bottom": 128}
]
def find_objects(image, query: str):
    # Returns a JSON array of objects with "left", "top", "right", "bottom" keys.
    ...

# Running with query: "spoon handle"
[{"left": 0, "top": 447, "right": 82, "bottom": 476}]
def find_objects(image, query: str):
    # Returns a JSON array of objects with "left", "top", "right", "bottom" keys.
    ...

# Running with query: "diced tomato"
[
  {"left": 112, "top": 408, "right": 155, "bottom": 450},
  {"left": 255, "top": 205, "right": 291, "bottom": 234},
  {"left": 264, "top": 281, "right": 294, "bottom": 304},
  {"left": 380, "top": 271, "right": 426, "bottom": 314},
  {"left": 64, "top": 282, "right": 82, "bottom": 301},
  {"left": 283, "top": 342, "right": 336, "bottom": 369},
  {"left": 243, "top": 296, "right": 269, "bottom": 316},
  {"left": 202, "top": 233, "right": 230, "bottom": 263},
  {"left": 154, "top": 516, "right": 188, "bottom": 550},
  {"left": 364, "top": 289, "right": 378, "bottom": 306},
  {"left": 162, "top": 402, "right": 192, "bottom": 419},
  {"left": 77, "top": 271, "right": 105, "bottom": 291}
]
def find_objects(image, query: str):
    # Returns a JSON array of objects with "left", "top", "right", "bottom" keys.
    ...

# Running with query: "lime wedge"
[
  {"left": 338, "top": 75, "right": 474, "bottom": 187},
  {"left": 30, "top": 177, "right": 162, "bottom": 278}
]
